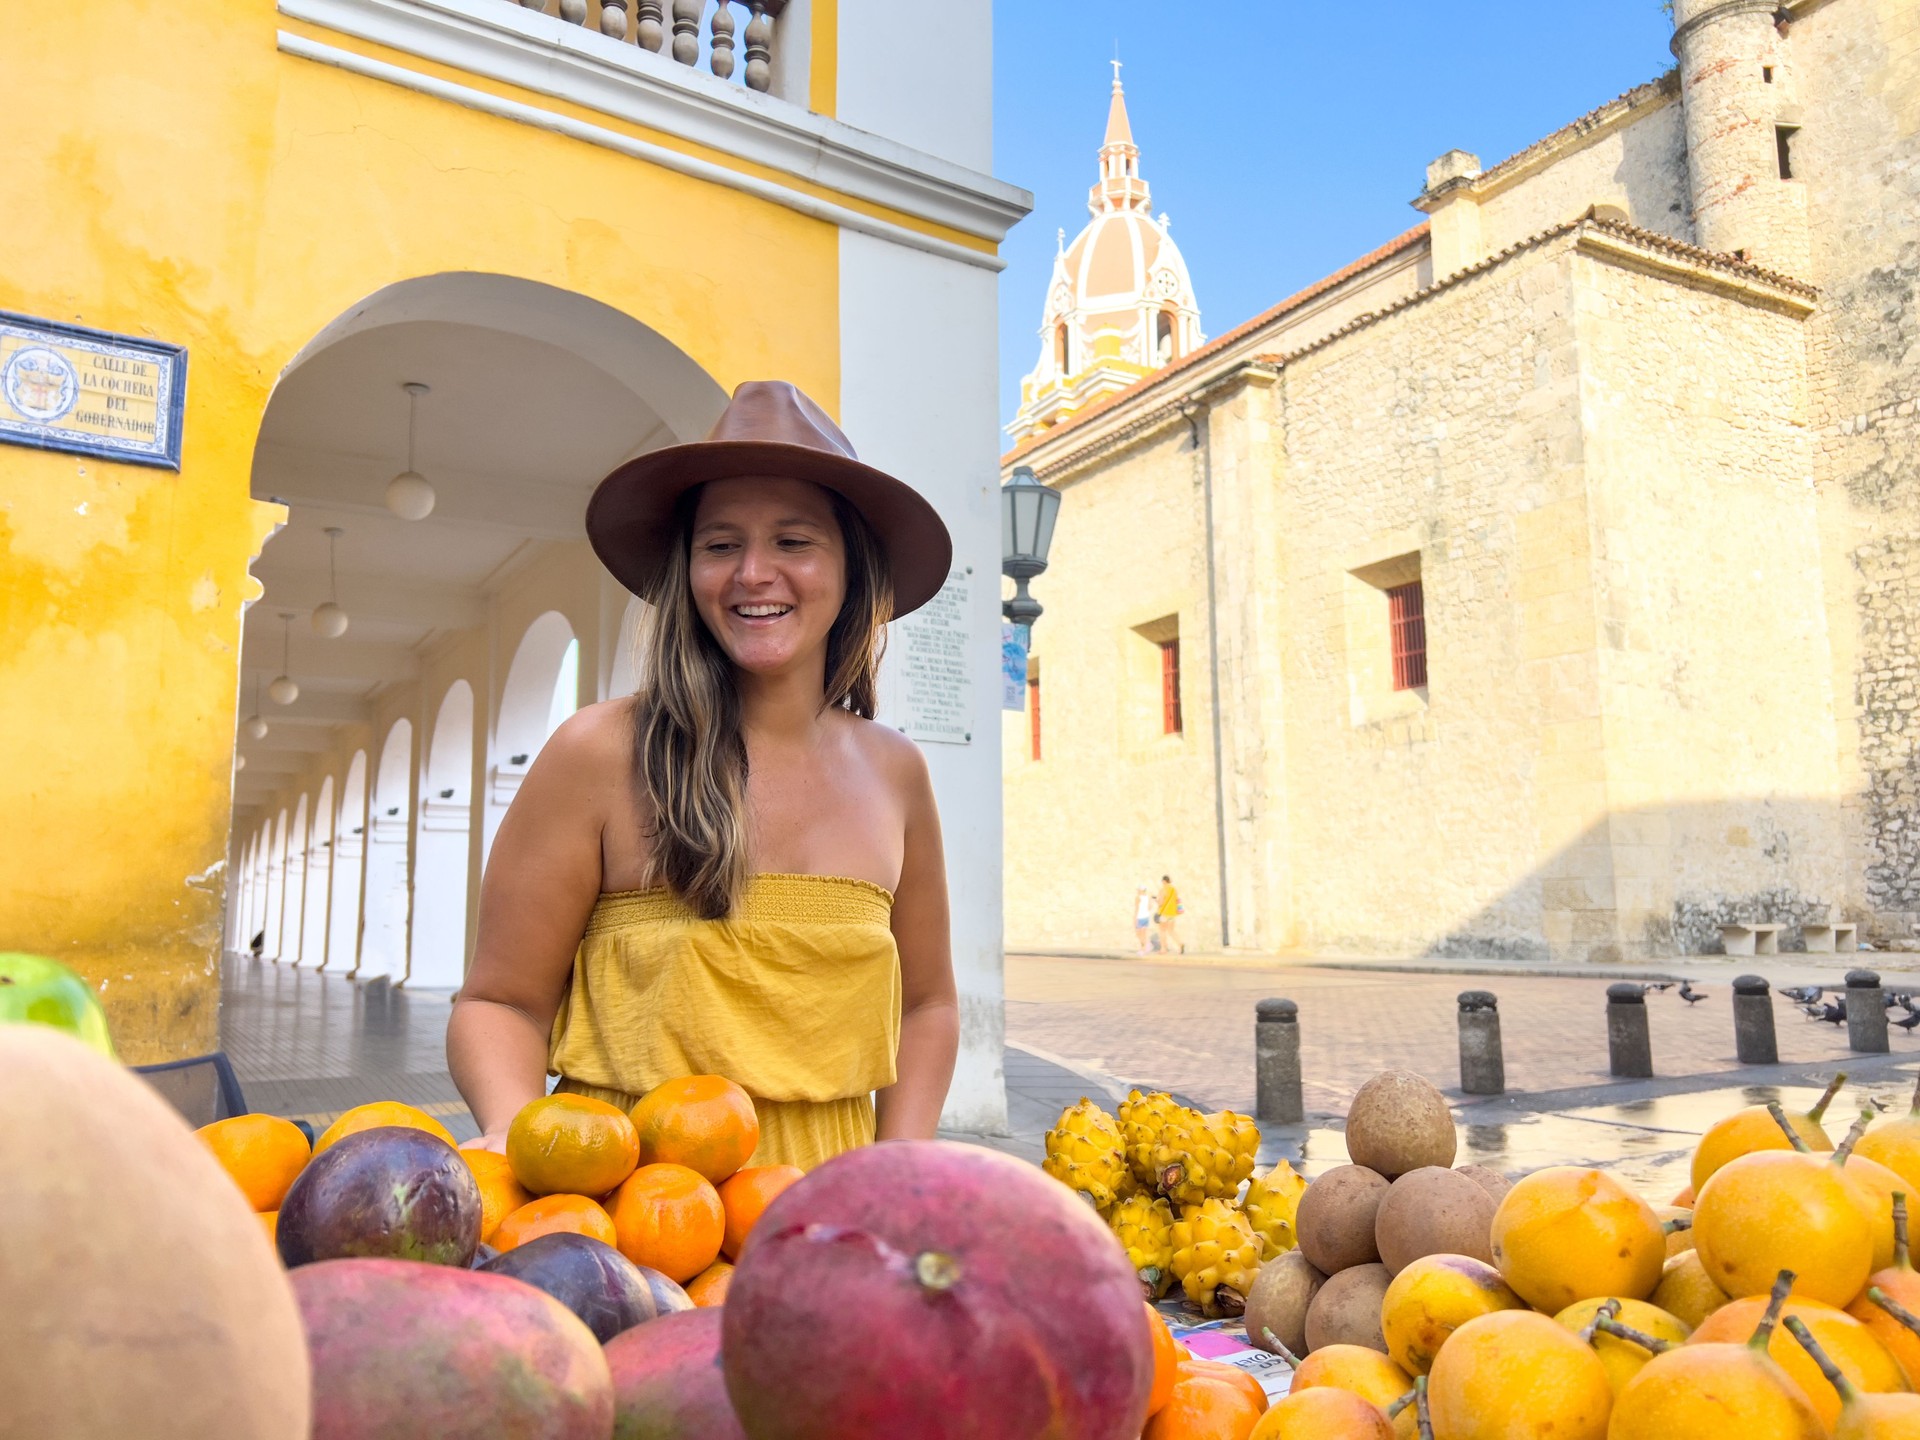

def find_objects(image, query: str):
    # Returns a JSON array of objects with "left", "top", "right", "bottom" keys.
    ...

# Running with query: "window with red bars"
[
  {"left": 1160, "top": 639, "right": 1183, "bottom": 734},
  {"left": 1388, "top": 580, "right": 1428, "bottom": 690},
  {"left": 1028, "top": 673, "right": 1042, "bottom": 761}
]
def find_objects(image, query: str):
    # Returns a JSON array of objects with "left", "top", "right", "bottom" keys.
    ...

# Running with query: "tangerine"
[
  {"left": 491, "top": 1193, "right": 618, "bottom": 1251},
  {"left": 628, "top": 1075, "right": 760, "bottom": 1184},
  {"left": 313, "top": 1100, "right": 455, "bottom": 1154},
  {"left": 1145, "top": 1303, "right": 1181, "bottom": 1417},
  {"left": 1176, "top": 1357, "right": 1268, "bottom": 1416},
  {"left": 686, "top": 1260, "right": 733, "bottom": 1308},
  {"left": 718, "top": 1163, "right": 805, "bottom": 1260},
  {"left": 506, "top": 1093, "right": 640, "bottom": 1197},
  {"left": 196, "top": 1113, "right": 311, "bottom": 1210},
  {"left": 608, "top": 1161, "right": 725, "bottom": 1282},
  {"left": 258, "top": 1209, "right": 278, "bottom": 1244},
  {"left": 459, "top": 1146, "right": 533, "bottom": 1245},
  {"left": 1141, "top": 1373, "right": 1265, "bottom": 1440}
]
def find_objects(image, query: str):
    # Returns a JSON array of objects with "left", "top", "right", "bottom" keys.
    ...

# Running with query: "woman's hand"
[{"left": 460, "top": 1130, "right": 510, "bottom": 1155}]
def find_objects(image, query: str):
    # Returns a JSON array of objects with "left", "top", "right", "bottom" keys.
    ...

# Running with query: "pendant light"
[
  {"left": 268, "top": 612, "right": 300, "bottom": 705},
  {"left": 244, "top": 673, "right": 269, "bottom": 740},
  {"left": 385, "top": 381, "right": 436, "bottom": 520},
  {"left": 311, "top": 526, "right": 349, "bottom": 637}
]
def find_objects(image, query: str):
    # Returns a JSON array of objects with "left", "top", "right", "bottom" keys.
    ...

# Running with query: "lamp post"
[{"left": 1000, "top": 465, "right": 1061, "bottom": 638}]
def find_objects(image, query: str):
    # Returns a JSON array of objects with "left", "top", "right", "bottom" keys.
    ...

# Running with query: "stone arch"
[
  {"left": 284, "top": 792, "right": 311, "bottom": 964},
  {"left": 362, "top": 719, "right": 415, "bottom": 981},
  {"left": 327, "top": 749, "right": 368, "bottom": 974},
  {"left": 263, "top": 808, "right": 289, "bottom": 960},
  {"left": 302, "top": 774, "right": 336, "bottom": 969},
  {"left": 413, "top": 681, "right": 476, "bottom": 988},
  {"left": 485, "top": 611, "right": 580, "bottom": 859}
]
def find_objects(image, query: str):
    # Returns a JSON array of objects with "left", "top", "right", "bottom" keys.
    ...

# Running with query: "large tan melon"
[{"left": 0, "top": 1025, "right": 310, "bottom": 1440}]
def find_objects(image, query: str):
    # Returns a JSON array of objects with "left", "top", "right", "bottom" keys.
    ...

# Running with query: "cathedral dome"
[{"left": 1009, "top": 69, "right": 1203, "bottom": 442}]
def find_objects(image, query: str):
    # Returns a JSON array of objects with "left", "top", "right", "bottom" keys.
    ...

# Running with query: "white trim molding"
[{"left": 278, "top": 0, "right": 1030, "bottom": 250}]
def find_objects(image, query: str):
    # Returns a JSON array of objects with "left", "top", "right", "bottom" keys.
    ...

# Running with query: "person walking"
[
  {"left": 1156, "top": 875, "right": 1183, "bottom": 955},
  {"left": 1132, "top": 886, "right": 1154, "bottom": 955},
  {"left": 448, "top": 381, "right": 958, "bottom": 1170}
]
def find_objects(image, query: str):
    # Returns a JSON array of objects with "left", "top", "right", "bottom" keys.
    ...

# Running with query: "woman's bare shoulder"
[
  {"left": 836, "top": 710, "right": 931, "bottom": 796},
  {"left": 527, "top": 698, "right": 633, "bottom": 786}
]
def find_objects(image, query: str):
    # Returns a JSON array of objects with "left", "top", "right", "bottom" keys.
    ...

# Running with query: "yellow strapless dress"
[{"left": 547, "top": 873, "right": 901, "bottom": 1171}]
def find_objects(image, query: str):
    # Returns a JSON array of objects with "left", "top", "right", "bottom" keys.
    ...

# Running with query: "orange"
[
  {"left": 686, "top": 1260, "right": 734, "bottom": 1307},
  {"left": 1176, "top": 1357, "right": 1268, "bottom": 1416},
  {"left": 506, "top": 1094, "right": 640, "bottom": 1197},
  {"left": 258, "top": 1210, "right": 278, "bottom": 1244},
  {"left": 1142, "top": 1373, "right": 1265, "bottom": 1440},
  {"left": 491, "top": 1193, "right": 618, "bottom": 1252},
  {"left": 197, "top": 1113, "right": 310, "bottom": 1210},
  {"left": 718, "top": 1163, "right": 805, "bottom": 1259},
  {"left": 313, "top": 1100, "right": 455, "bottom": 1154},
  {"left": 628, "top": 1075, "right": 760, "bottom": 1184},
  {"left": 460, "top": 1147, "right": 533, "bottom": 1244},
  {"left": 608, "top": 1161, "right": 725, "bottom": 1282},
  {"left": 1145, "top": 1303, "right": 1181, "bottom": 1417}
]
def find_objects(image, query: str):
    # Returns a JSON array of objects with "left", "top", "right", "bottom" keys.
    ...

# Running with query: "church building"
[{"left": 1003, "top": 0, "right": 1920, "bottom": 965}]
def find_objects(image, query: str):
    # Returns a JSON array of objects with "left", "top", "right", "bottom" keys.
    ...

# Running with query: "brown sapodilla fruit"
[
  {"left": 1295, "top": 1164, "right": 1389, "bottom": 1275},
  {"left": 1244, "top": 1250, "right": 1327, "bottom": 1359},
  {"left": 1456, "top": 1164, "right": 1514, "bottom": 1205},
  {"left": 1344, "top": 1070, "right": 1458, "bottom": 1179},
  {"left": 1304, "top": 1261, "right": 1393, "bottom": 1354},
  {"left": 1374, "top": 1166, "right": 1497, "bottom": 1274}
]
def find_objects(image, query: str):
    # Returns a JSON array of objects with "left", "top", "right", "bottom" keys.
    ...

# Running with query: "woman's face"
[{"left": 689, "top": 476, "right": 848, "bottom": 679}]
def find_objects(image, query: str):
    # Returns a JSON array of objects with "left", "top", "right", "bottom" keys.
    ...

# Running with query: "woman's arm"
[
  {"left": 875, "top": 743, "right": 958, "bottom": 1141},
  {"left": 446, "top": 704, "right": 626, "bottom": 1147}
]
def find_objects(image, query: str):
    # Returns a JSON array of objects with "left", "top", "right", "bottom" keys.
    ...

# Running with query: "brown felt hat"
[{"left": 585, "top": 381, "right": 953, "bottom": 618}]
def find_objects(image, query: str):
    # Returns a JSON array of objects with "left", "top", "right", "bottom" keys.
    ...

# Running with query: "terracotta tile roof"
[{"left": 1002, "top": 222, "right": 1430, "bottom": 465}]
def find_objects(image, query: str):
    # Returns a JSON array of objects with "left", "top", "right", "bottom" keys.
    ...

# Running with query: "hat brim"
[{"left": 585, "top": 440, "right": 954, "bottom": 619}]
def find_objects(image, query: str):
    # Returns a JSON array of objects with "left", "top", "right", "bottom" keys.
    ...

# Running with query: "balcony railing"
[{"left": 511, "top": 0, "right": 788, "bottom": 92}]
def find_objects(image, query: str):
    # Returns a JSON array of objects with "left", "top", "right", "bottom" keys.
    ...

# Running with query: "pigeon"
[
  {"left": 1782, "top": 985, "right": 1825, "bottom": 1005},
  {"left": 1818, "top": 1000, "right": 1847, "bottom": 1025},
  {"left": 1887, "top": 991, "right": 1913, "bottom": 1009},
  {"left": 1645, "top": 982, "right": 1676, "bottom": 992},
  {"left": 1678, "top": 981, "right": 1708, "bottom": 1005},
  {"left": 1895, "top": 1009, "right": 1920, "bottom": 1033},
  {"left": 1802, "top": 1002, "right": 1828, "bottom": 1019}
]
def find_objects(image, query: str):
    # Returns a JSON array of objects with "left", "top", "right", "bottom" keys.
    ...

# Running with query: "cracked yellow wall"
[{"left": 0, "top": 0, "right": 840, "bottom": 1058}]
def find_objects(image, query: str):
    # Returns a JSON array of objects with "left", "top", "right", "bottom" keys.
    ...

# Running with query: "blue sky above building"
[{"left": 992, "top": 1, "right": 1679, "bottom": 434}]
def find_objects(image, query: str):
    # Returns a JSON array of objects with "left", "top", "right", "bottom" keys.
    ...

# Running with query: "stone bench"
[
  {"left": 1720, "top": 923, "right": 1783, "bottom": 957},
  {"left": 1803, "top": 923, "right": 1860, "bottom": 955}
]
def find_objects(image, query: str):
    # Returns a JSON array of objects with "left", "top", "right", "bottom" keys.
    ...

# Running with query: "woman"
[
  {"left": 1156, "top": 874, "right": 1182, "bottom": 956},
  {"left": 447, "top": 382, "right": 959, "bottom": 1170}
]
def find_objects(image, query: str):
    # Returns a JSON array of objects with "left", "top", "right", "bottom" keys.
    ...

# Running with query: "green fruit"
[{"left": 0, "top": 952, "right": 115, "bottom": 1058}]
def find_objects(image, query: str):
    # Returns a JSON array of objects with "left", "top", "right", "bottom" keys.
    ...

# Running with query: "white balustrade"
[{"left": 515, "top": 0, "right": 788, "bottom": 93}]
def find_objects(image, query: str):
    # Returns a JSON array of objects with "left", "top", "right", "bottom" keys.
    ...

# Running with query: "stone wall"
[{"left": 1796, "top": 0, "right": 1920, "bottom": 940}]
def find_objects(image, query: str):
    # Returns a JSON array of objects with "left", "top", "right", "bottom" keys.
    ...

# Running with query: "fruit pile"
[
  {"left": 4, "top": 1022, "right": 1168, "bottom": 1440},
  {"left": 1043, "top": 1069, "right": 1920, "bottom": 1439}
]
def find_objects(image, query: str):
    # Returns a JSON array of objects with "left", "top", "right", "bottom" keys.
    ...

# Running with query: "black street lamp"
[{"left": 1000, "top": 465, "right": 1061, "bottom": 635}]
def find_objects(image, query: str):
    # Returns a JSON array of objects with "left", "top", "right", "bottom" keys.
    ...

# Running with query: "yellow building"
[
  {"left": 1, "top": 0, "right": 1030, "bottom": 1131},
  {"left": 1004, "top": 0, "right": 1920, "bottom": 964}
]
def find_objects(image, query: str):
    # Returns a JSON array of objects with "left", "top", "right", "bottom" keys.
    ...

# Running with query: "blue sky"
[{"left": 991, "top": 1, "right": 1678, "bottom": 432}]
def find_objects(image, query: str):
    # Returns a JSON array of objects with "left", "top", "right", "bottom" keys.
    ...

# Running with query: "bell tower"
[{"left": 1671, "top": 0, "right": 1809, "bottom": 274}]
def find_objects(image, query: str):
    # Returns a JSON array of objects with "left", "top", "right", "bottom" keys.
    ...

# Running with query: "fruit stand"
[{"left": 10, "top": 950, "right": 1920, "bottom": 1439}]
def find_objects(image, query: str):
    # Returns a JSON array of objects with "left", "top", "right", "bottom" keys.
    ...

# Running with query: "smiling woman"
[{"left": 448, "top": 382, "right": 961, "bottom": 1171}]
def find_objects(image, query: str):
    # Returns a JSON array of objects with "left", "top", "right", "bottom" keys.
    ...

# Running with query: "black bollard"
[
  {"left": 1458, "top": 990, "right": 1505, "bottom": 1096},
  {"left": 1847, "top": 969, "right": 1890, "bottom": 1054},
  {"left": 1607, "top": 983, "right": 1654, "bottom": 1078},
  {"left": 1255, "top": 998, "right": 1304, "bottom": 1124},
  {"left": 1732, "top": 974, "right": 1779, "bottom": 1064}
]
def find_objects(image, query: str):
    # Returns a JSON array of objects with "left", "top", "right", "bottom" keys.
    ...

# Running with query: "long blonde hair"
[{"left": 633, "top": 486, "right": 892, "bottom": 918}]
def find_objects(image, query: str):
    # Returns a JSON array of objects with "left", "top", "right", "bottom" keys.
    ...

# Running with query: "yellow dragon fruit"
[
  {"left": 1151, "top": 1107, "right": 1260, "bottom": 1206},
  {"left": 1169, "top": 1198, "right": 1262, "bottom": 1318},
  {"left": 1118, "top": 1089, "right": 1187, "bottom": 1188},
  {"left": 1042, "top": 1097, "right": 1129, "bottom": 1212},
  {"left": 1243, "top": 1163, "right": 1308, "bottom": 1260},
  {"left": 1109, "top": 1193, "right": 1177, "bottom": 1298}
]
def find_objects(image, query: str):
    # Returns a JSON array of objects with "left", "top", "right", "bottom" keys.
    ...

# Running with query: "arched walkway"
[
  {"left": 609, "top": 595, "right": 647, "bottom": 699},
  {"left": 361, "top": 721, "right": 414, "bottom": 980},
  {"left": 486, "top": 612, "right": 580, "bottom": 860},
  {"left": 227, "top": 272, "right": 726, "bottom": 987},
  {"left": 302, "top": 775, "right": 335, "bottom": 968},
  {"left": 412, "top": 682, "right": 475, "bottom": 988},
  {"left": 326, "top": 750, "right": 368, "bottom": 973}
]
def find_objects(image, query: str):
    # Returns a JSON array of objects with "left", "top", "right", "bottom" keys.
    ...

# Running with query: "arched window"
[
  {"left": 1055, "top": 323, "right": 1070, "bottom": 376},
  {"left": 1155, "top": 310, "right": 1175, "bottom": 366}
]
